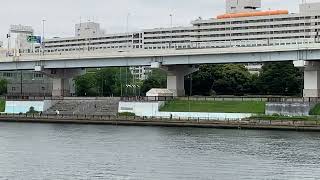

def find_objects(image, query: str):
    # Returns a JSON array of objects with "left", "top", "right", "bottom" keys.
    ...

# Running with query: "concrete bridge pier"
[
  {"left": 295, "top": 60, "right": 320, "bottom": 97},
  {"left": 161, "top": 65, "right": 199, "bottom": 96},
  {"left": 303, "top": 61, "right": 320, "bottom": 98},
  {"left": 39, "top": 68, "right": 85, "bottom": 97}
]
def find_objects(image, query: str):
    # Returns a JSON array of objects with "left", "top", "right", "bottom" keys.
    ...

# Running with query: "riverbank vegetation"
[
  {"left": 309, "top": 103, "right": 320, "bottom": 115},
  {"left": 74, "top": 62, "right": 303, "bottom": 97},
  {"left": 160, "top": 100, "right": 265, "bottom": 113},
  {"left": 0, "top": 100, "right": 5, "bottom": 112},
  {"left": 249, "top": 114, "right": 320, "bottom": 121},
  {"left": 184, "top": 62, "right": 302, "bottom": 96}
]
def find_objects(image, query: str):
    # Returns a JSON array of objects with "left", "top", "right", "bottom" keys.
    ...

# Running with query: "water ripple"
[{"left": 0, "top": 122, "right": 320, "bottom": 179}]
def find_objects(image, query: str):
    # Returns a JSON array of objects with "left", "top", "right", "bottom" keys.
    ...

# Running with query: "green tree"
[
  {"left": 27, "top": 106, "right": 38, "bottom": 114},
  {"left": 113, "top": 67, "right": 133, "bottom": 96},
  {"left": 74, "top": 73, "right": 98, "bottom": 96},
  {"left": 186, "top": 64, "right": 254, "bottom": 96},
  {"left": 141, "top": 69, "right": 167, "bottom": 95},
  {"left": 257, "top": 62, "right": 303, "bottom": 96},
  {"left": 75, "top": 67, "right": 133, "bottom": 97},
  {"left": 0, "top": 79, "right": 7, "bottom": 95},
  {"left": 96, "top": 68, "right": 118, "bottom": 96},
  {"left": 214, "top": 64, "right": 253, "bottom": 95}
]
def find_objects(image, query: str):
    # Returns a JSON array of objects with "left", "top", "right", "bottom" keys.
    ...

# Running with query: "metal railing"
[
  {"left": 2, "top": 40, "right": 320, "bottom": 62},
  {"left": 0, "top": 113, "right": 320, "bottom": 129},
  {"left": 267, "top": 97, "right": 320, "bottom": 103},
  {"left": 3, "top": 95, "right": 320, "bottom": 103},
  {"left": 120, "top": 96, "right": 174, "bottom": 102}
]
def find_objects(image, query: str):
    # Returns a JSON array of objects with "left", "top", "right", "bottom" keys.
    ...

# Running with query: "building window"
[
  {"left": 12, "top": 87, "right": 16, "bottom": 91},
  {"left": 33, "top": 73, "right": 43, "bottom": 78},
  {"left": 3, "top": 72, "right": 15, "bottom": 78}
]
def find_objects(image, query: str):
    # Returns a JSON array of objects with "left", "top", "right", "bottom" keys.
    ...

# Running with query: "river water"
[{"left": 0, "top": 122, "right": 319, "bottom": 180}]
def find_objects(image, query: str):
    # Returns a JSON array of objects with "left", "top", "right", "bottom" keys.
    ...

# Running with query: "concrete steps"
[{"left": 44, "top": 98, "right": 120, "bottom": 116}]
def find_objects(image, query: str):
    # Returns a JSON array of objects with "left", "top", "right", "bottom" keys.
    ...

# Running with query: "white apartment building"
[{"left": 29, "top": 0, "right": 320, "bottom": 78}]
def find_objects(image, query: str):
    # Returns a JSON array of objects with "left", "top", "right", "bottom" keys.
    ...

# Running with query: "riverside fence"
[
  {"left": 3, "top": 95, "right": 320, "bottom": 103},
  {"left": 1, "top": 113, "right": 320, "bottom": 131}
]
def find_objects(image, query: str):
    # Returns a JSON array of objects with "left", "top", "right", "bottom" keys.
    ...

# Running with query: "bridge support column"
[
  {"left": 38, "top": 68, "right": 85, "bottom": 97},
  {"left": 303, "top": 62, "right": 320, "bottom": 97},
  {"left": 295, "top": 61, "right": 320, "bottom": 97},
  {"left": 161, "top": 65, "right": 199, "bottom": 96}
]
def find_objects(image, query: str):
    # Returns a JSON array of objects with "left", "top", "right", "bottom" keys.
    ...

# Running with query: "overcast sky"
[{"left": 0, "top": 0, "right": 319, "bottom": 42}]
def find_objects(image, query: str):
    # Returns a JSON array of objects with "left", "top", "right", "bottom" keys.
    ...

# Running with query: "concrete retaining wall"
[
  {"left": 5, "top": 101, "right": 44, "bottom": 114},
  {"left": 118, "top": 101, "right": 253, "bottom": 120},
  {"left": 266, "top": 102, "right": 316, "bottom": 116}
]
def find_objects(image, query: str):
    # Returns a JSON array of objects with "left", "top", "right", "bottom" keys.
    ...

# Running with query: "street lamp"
[
  {"left": 20, "top": 70, "right": 23, "bottom": 97},
  {"left": 126, "top": 13, "right": 131, "bottom": 49},
  {"left": 42, "top": 19, "right": 46, "bottom": 55},
  {"left": 6, "top": 32, "right": 11, "bottom": 56},
  {"left": 120, "top": 67, "right": 123, "bottom": 97}
]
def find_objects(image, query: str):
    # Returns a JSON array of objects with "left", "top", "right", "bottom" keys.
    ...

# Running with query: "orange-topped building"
[
  {"left": 217, "top": 10, "right": 289, "bottom": 19},
  {"left": 219, "top": 0, "right": 288, "bottom": 19}
]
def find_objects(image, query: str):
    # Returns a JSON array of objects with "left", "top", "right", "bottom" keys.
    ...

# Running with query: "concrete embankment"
[{"left": 0, "top": 115, "right": 320, "bottom": 131}]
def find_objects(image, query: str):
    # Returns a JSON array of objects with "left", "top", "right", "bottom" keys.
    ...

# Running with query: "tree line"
[
  {"left": 185, "top": 62, "right": 303, "bottom": 96},
  {"left": 74, "top": 62, "right": 303, "bottom": 97}
]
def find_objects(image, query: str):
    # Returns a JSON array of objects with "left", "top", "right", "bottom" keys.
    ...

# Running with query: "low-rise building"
[{"left": 0, "top": 71, "right": 52, "bottom": 96}]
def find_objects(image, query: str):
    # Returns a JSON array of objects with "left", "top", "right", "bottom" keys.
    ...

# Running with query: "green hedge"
[
  {"left": 118, "top": 112, "right": 136, "bottom": 117},
  {"left": 310, "top": 103, "right": 320, "bottom": 115}
]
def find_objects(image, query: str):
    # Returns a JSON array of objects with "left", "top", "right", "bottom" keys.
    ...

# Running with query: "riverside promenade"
[{"left": 1, "top": 114, "right": 320, "bottom": 131}]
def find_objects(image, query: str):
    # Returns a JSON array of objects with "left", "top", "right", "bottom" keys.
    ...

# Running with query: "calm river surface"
[{"left": 0, "top": 122, "right": 320, "bottom": 180}]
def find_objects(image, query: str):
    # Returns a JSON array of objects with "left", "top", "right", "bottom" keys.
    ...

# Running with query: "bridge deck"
[{"left": 0, "top": 43, "right": 319, "bottom": 70}]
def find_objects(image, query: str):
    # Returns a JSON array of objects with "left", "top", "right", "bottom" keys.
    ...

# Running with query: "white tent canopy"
[{"left": 146, "top": 88, "right": 173, "bottom": 97}]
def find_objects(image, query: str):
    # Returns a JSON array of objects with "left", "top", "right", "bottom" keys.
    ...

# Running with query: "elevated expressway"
[{"left": 0, "top": 44, "right": 319, "bottom": 97}]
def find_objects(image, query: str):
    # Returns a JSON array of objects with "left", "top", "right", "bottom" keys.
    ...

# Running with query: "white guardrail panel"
[{"left": 1, "top": 41, "right": 320, "bottom": 62}]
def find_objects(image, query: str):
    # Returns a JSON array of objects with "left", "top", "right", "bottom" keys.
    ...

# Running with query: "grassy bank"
[
  {"left": 249, "top": 114, "right": 320, "bottom": 121},
  {"left": 310, "top": 103, "right": 320, "bottom": 115},
  {"left": 160, "top": 100, "right": 265, "bottom": 114},
  {"left": 249, "top": 115, "right": 311, "bottom": 121}
]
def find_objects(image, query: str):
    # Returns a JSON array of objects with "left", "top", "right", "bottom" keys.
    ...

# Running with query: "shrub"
[
  {"left": 118, "top": 112, "right": 136, "bottom": 117},
  {"left": 27, "top": 106, "right": 39, "bottom": 114}
]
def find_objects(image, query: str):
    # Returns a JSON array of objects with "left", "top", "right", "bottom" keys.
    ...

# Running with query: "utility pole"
[
  {"left": 42, "top": 19, "right": 46, "bottom": 55},
  {"left": 125, "top": 13, "right": 130, "bottom": 96},
  {"left": 126, "top": 13, "right": 131, "bottom": 49},
  {"left": 120, "top": 67, "right": 123, "bottom": 97},
  {"left": 20, "top": 70, "right": 23, "bottom": 96},
  {"left": 7, "top": 32, "right": 11, "bottom": 56}
]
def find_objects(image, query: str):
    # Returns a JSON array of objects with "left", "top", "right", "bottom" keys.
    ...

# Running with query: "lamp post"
[
  {"left": 126, "top": 13, "right": 131, "bottom": 49},
  {"left": 42, "top": 19, "right": 46, "bottom": 55},
  {"left": 7, "top": 32, "right": 11, "bottom": 56},
  {"left": 20, "top": 71, "right": 23, "bottom": 97},
  {"left": 120, "top": 67, "right": 123, "bottom": 97},
  {"left": 125, "top": 13, "right": 131, "bottom": 96},
  {"left": 189, "top": 73, "right": 192, "bottom": 112}
]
